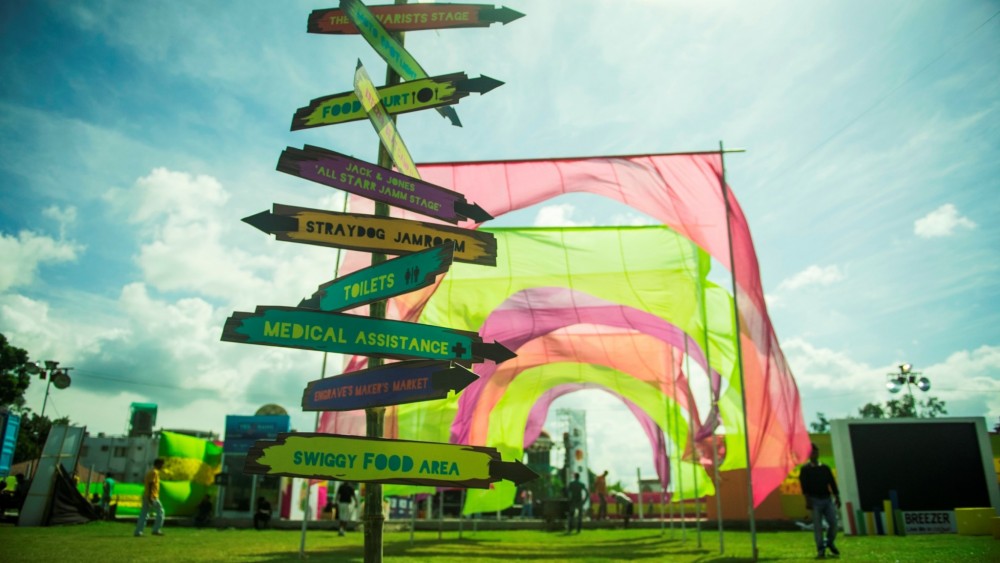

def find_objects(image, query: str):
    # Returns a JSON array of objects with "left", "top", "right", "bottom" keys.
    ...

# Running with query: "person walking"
[
  {"left": 594, "top": 470, "right": 609, "bottom": 520},
  {"left": 799, "top": 443, "right": 841, "bottom": 559},
  {"left": 566, "top": 472, "right": 589, "bottom": 534},
  {"left": 134, "top": 458, "right": 165, "bottom": 537},
  {"left": 101, "top": 477, "right": 115, "bottom": 520},
  {"left": 253, "top": 496, "right": 272, "bottom": 529},
  {"left": 336, "top": 481, "right": 358, "bottom": 536}
]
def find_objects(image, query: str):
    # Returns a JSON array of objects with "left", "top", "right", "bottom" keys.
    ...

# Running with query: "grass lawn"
[{"left": 1, "top": 521, "right": 998, "bottom": 562}]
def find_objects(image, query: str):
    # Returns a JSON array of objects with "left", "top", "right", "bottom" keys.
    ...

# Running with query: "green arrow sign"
[
  {"left": 342, "top": 0, "right": 461, "bottom": 126},
  {"left": 291, "top": 72, "right": 502, "bottom": 131},
  {"left": 354, "top": 60, "right": 419, "bottom": 179},
  {"left": 245, "top": 433, "right": 539, "bottom": 488},
  {"left": 298, "top": 242, "right": 453, "bottom": 312},
  {"left": 221, "top": 305, "right": 515, "bottom": 363}
]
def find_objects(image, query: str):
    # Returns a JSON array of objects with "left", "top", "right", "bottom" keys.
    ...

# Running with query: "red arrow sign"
[{"left": 309, "top": 3, "right": 524, "bottom": 34}]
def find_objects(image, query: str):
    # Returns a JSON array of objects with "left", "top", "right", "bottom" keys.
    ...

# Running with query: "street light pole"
[
  {"left": 885, "top": 363, "right": 931, "bottom": 415},
  {"left": 30, "top": 360, "right": 73, "bottom": 419}
]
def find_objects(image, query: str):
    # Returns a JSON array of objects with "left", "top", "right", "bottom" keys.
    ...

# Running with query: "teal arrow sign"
[
  {"left": 299, "top": 242, "right": 454, "bottom": 312},
  {"left": 341, "top": 0, "right": 462, "bottom": 126},
  {"left": 221, "top": 305, "right": 515, "bottom": 363}
]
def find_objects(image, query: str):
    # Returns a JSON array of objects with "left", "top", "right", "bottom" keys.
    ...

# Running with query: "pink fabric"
[
  {"left": 525, "top": 383, "right": 674, "bottom": 492},
  {"left": 452, "top": 287, "right": 720, "bottom": 446},
  {"left": 322, "top": 152, "right": 811, "bottom": 506}
]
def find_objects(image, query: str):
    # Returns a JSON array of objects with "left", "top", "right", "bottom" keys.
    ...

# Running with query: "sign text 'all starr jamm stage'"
[
  {"left": 301, "top": 359, "right": 478, "bottom": 411},
  {"left": 298, "top": 243, "right": 454, "bottom": 313},
  {"left": 242, "top": 203, "right": 497, "bottom": 266},
  {"left": 290, "top": 72, "right": 502, "bottom": 131},
  {"left": 245, "top": 433, "right": 538, "bottom": 488},
  {"left": 221, "top": 305, "right": 515, "bottom": 363},
  {"left": 309, "top": 3, "right": 524, "bottom": 34},
  {"left": 278, "top": 145, "right": 492, "bottom": 224}
]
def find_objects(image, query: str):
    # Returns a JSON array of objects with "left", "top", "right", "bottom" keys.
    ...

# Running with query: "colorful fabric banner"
[{"left": 325, "top": 150, "right": 810, "bottom": 509}]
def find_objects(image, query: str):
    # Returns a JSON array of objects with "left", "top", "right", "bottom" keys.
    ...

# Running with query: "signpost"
[
  {"left": 221, "top": 305, "right": 515, "bottom": 363},
  {"left": 342, "top": 0, "right": 462, "bottom": 126},
  {"left": 233, "top": 2, "right": 530, "bottom": 558},
  {"left": 277, "top": 145, "right": 492, "bottom": 224},
  {"left": 291, "top": 72, "right": 502, "bottom": 131},
  {"left": 309, "top": 3, "right": 525, "bottom": 34},
  {"left": 301, "top": 359, "right": 477, "bottom": 411},
  {"left": 242, "top": 203, "right": 498, "bottom": 265},
  {"left": 299, "top": 243, "right": 454, "bottom": 312},
  {"left": 245, "top": 433, "right": 538, "bottom": 488},
  {"left": 354, "top": 61, "right": 421, "bottom": 177}
]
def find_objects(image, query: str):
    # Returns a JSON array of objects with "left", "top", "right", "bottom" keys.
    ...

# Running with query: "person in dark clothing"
[
  {"left": 336, "top": 482, "right": 357, "bottom": 537},
  {"left": 194, "top": 495, "right": 213, "bottom": 528},
  {"left": 253, "top": 497, "right": 272, "bottom": 530},
  {"left": 566, "top": 472, "right": 589, "bottom": 533},
  {"left": 614, "top": 491, "right": 634, "bottom": 528},
  {"left": 799, "top": 443, "right": 840, "bottom": 559}
]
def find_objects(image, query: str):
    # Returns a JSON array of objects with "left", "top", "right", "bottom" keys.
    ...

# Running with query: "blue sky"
[{"left": 1, "top": 1, "right": 997, "bottom": 488}]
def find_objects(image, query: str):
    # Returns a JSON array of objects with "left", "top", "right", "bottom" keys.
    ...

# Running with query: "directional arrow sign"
[
  {"left": 302, "top": 359, "right": 478, "bottom": 411},
  {"left": 309, "top": 3, "right": 525, "bottom": 34},
  {"left": 291, "top": 72, "right": 502, "bottom": 131},
  {"left": 245, "top": 433, "right": 538, "bottom": 488},
  {"left": 354, "top": 60, "right": 420, "bottom": 178},
  {"left": 223, "top": 305, "right": 515, "bottom": 363},
  {"left": 300, "top": 243, "right": 453, "bottom": 313},
  {"left": 277, "top": 145, "right": 492, "bottom": 224},
  {"left": 342, "top": 0, "right": 461, "bottom": 126},
  {"left": 243, "top": 203, "right": 497, "bottom": 266}
]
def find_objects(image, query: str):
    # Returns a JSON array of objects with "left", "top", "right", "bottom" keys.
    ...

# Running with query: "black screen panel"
[{"left": 848, "top": 422, "right": 989, "bottom": 511}]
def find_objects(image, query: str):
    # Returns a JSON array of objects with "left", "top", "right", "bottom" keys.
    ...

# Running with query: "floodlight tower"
[
  {"left": 885, "top": 363, "right": 930, "bottom": 406},
  {"left": 25, "top": 360, "right": 73, "bottom": 418}
]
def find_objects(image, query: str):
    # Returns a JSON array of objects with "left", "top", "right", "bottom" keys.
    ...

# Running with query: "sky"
[{"left": 1, "top": 1, "right": 998, "bottom": 490}]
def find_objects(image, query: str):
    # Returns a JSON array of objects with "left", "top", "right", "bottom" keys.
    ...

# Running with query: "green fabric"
[{"left": 155, "top": 431, "right": 223, "bottom": 515}]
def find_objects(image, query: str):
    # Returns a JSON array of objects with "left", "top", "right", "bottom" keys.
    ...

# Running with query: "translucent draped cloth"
[{"left": 319, "top": 152, "right": 810, "bottom": 509}]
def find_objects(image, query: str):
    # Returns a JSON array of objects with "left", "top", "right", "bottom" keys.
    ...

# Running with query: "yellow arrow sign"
[
  {"left": 245, "top": 433, "right": 537, "bottom": 488},
  {"left": 354, "top": 60, "right": 420, "bottom": 179},
  {"left": 243, "top": 203, "right": 497, "bottom": 266}
]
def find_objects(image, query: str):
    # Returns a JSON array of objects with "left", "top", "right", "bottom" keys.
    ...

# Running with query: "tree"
[
  {"left": 857, "top": 402, "right": 886, "bottom": 419},
  {"left": 0, "top": 333, "right": 32, "bottom": 410},
  {"left": 857, "top": 394, "right": 947, "bottom": 419},
  {"left": 809, "top": 412, "right": 831, "bottom": 433},
  {"left": 12, "top": 408, "right": 70, "bottom": 464}
]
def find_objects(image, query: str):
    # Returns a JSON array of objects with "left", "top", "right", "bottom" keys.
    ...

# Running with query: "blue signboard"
[
  {"left": 224, "top": 415, "right": 291, "bottom": 454},
  {"left": 0, "top": 412, "right": 21, "bottom": 478}
]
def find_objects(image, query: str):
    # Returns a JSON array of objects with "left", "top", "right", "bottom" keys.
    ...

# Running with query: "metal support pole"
[
  {"left": 363, "top": 4, "right": 407, "bottom": 560},
  {"left": 719, "top": 140, "right": 757, "bottom": 561}
]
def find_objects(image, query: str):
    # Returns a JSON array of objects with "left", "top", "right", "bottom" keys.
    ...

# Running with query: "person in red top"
[
  {"left": 134, "top": 458, "right": 165, "bottom": 537},
  {"left": 799, "top": 444, "right": 840, "bottom": 559}
]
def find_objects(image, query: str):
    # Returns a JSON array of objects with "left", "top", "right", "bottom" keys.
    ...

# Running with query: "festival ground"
[{"left": 2, "top": 519, "right": 998, "bottom": 562}]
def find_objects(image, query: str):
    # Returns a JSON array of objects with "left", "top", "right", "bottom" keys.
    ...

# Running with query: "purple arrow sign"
[
  {"left": 277, "top": 145, "right": 491, "bottom": 224},
  {"left": 302, "top": 360, "right": 478, "bottom": 411}
]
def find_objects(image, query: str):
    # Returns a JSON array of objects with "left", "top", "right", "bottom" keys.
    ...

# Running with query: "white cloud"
[
  {"left": 784, "top": 338, "right": 1000, "bottom": 425},
  {"left": 913, "top": 203, "right": 976, "bottom": 238},
  {"left": 777, "top": 265, "right": 845, "bottom": 292},
  {"left": 102, "top": 168, "right": 336, "bottom": 308},
  {"left": 0, "top": 230, "right": 83, "bottom": 292},
  {"left": 533, "top": 204, "right": 594, "bottom": 227},
  {"left": 42, "top": 205, "right": 77, "bottom": 240},
  {"left": 610, "top": 213, "right": 657, "bottom": 226}
]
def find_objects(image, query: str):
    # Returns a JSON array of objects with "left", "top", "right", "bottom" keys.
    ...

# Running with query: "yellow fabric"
[{"left": 143, "top": 468, "right": 160, "bottom": 500}]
